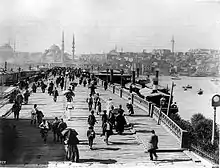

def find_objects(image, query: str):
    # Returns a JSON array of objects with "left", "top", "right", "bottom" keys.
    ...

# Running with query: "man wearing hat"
[{"left": 148, "top": 130, "right": 158, "bottom": 160}]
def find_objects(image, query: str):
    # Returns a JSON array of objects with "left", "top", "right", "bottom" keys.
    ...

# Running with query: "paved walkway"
[{"left": 0, "top": 77, "right": 210, "bottom": 167}]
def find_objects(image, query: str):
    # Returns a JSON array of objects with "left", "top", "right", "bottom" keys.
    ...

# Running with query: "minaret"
[
  {"left": 61, "top": 31, "right": 64, "bottom": 66},
  {"left": 72, "top": 33, "right": 75, "bottom": 61},
  {"left": 13, "top": 40, "right": 16, "bottom": 52},
  {"left": 171, "top": 35, "right": 175, "bottom": 55}
]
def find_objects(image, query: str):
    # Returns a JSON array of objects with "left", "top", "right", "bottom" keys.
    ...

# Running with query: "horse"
[{"left": 62, "top": 128, "right": 79, "bottom": 162}]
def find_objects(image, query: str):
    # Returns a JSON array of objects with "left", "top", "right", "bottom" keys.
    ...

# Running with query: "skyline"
[{"left": 0, "top": 0, "right": 219, "bottom": 54}]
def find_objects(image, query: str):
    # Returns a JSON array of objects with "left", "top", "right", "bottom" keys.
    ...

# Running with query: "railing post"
[
  {"left": 113, "top": 85, "right": 115, "bottom": 94},
  {"left": 148, "top": 102, "right": 152, "bottom": 116},
  {"left": 181, "top": 130, "right": 189, "bottom": 149},
  {"left": 150, "top": 104, "right": 154, "bottom": 118},
  {"left": 131, "top": 93, "right": 134, "bottom": 104},
  {"left": 157, "top": 106, "right": 162, "bottom": 125},
  {"left": 129, "top": 84, "right": 132, "bottom": 93},
  {"left": 120, "top": 88, "right": 122, "bottom": 98}
]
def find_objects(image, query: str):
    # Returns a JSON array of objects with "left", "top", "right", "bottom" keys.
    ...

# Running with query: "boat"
[
  {"left": 198, "top": 89, "right": 203, "bottom": 95},
  {"left": 182, "top": 85, "right": 192, "bottom": 89},
  {"left": 171, "top": 76, "right": 181, "bottom": 80},
  {"left": 211, "top": 78, "right": 219, "bottom": 82},
  {"left": 186, "top": 85, "right": 192, "bottom": 89}
]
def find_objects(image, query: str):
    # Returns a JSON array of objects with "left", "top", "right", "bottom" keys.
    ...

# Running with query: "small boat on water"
[
  {"left": 211, "top": 78, "right": 219, "bottom": 82},
  {"left": 182, "top": 85, "right": 192, "bottom": 89},
  {"left": 198, "top": 89, "right": 203, "bottom": 95},
  {"left": 171, "top": 74, "right": 181, "bottom": 80}
]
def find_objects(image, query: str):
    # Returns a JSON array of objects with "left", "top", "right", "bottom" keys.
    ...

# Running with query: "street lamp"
[
  {"left": 211, "top": 94, "right": 220, "bottom": 145},
  {"left": 64, "top": 71, "right": 68, "bottom": 90},
  {"left": 0, "top": 68, "right": 5, "bottom": 98},
  {"left": 167, "top": 82, "right": 176, "bottom": 116},
  {"left": 106, "top": 69, "right": 109, "bottom": 83},
  {"left": 120, "top": 69, "right": 124, "bottom": 88},
  {"left": 158, "top": 96, "right": 166, "bottom": 125}
]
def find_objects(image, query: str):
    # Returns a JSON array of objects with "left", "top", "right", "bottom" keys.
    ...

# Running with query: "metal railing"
[
  {"left": 97, "top": 78, "right": 218, "bottom": 162},
  {"left": 191, "top": 144, "right": 219, "bottom": 164},
  {"left": 98, "top": 79, "right": 185, "bottom": 143},
  {"left": 133, "top": 94, "right": 150, "bottom": 110}
]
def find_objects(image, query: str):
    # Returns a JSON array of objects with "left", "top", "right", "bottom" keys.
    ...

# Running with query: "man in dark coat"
[
  {"left": 101, "top": 110, "right": 108, "bottom": 136},
  {"left": 12, "top": 101, "right": 21, "bottom": 120},
  {"left": 87, "top": 110, "right": 97, "bottom": 127},
  {"left": 58, "top": 118, "right": 67, "bottom": 143},
  {"left": 148, "top": 130, "right": 158, "bottom": 160},
  {"left": 115, "top": 105, "right": 126, "bottom": 135},
  {"left": 64, "top": 129, "right": 79, "bottom": 162},
  {"left": 32, "top": 82, "right": 37, "bottom": 93}
]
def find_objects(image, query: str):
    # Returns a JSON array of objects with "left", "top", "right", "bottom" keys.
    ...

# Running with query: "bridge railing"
[{"left": 97, "top": 79, "right": 187, "bottom": 148}]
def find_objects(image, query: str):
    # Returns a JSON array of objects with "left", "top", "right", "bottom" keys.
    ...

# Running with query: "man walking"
[
  {"left": 30, "top": 104, "right": 38, "bottom": 125},
  {"left": 87, "top": 110, "right": 97, "bottom": 127},
  {"left": 58, "top": 118, "right": 67, "bottom": 143},
  {"left": 52, "top": 117, "right": 60, "bottom": 142},
  {"left": 12, "top": 101, "right": 21, "bottom": 120},
  {"left": 53, "top": 87, "right": 59, "bottom": 102},
  {"left": 115, "top": 105, "right": 126, "bottom": 135},
  {"left": 148, "top": 130, "right": 158, "bottom": 161},
  {"left": 86, "top": 94, "right": 93, "bottom": 111}
]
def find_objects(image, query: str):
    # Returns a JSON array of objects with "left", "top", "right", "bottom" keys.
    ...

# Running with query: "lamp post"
[
  {"left": 0, "top": 68, "right": 4, "bottom": 98},
  {"left": 167, "top": 82, "right": 175, "bottom": 116},
  {"left": 158, "top": 97, "right": 166, "bottom": 125},
  {"left": 211, "top": 94, "right": 220, "bottom": 145},
  {"left": 64, "top": 71, "right": 68, "bottom": 90},
  {"left": 120, "top": 69, "right": 124, "bottom": 88},
  {"left": 106, "top": 68, "right": 109, "bottom": 84}
]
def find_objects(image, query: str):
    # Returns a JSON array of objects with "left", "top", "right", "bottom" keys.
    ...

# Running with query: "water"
[{"left": 157, "top": 76, "right": 220, "bottom": 125}]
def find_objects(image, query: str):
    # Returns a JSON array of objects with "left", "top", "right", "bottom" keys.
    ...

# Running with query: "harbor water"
[{"left": 158, "top": 76, "right": 220, "bottom": 125}]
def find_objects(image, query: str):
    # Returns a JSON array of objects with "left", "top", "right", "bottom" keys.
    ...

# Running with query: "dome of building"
[{"left": 49, "top": 44, "right": 60, "bottom": 52}]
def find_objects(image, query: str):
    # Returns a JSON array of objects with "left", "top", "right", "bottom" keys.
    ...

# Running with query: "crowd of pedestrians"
[{"left": 8, "top": 66, "right": 159, "bottom": 162}]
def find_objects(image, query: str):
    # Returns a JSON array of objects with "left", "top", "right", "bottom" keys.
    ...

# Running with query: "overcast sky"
[{"left": 0, "top": 0, "right": 219, "bottom": 54}]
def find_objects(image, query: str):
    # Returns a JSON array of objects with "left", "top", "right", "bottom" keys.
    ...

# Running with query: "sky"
[{"left": 0, "top": 0, "right": 220, "bottom": 54}]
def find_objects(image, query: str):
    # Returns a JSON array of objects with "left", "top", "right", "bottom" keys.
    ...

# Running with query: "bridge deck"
[{"left": 0, "top": 77, "right": 206, "bottom": 167}]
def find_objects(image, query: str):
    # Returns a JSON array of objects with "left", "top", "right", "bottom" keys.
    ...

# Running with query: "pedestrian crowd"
[{"left": 8, "top": 66, "right": 159, "bottom": 162}]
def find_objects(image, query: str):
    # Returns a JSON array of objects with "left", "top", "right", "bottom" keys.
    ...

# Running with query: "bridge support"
[
  {"left": 181, "top": 131, "right": 189, "bottom": 148},
  {"left": 120, "top": 88, "right": 122, "bottom": 98},
  {"left": 150, "top": 104, "right": 154, "bottom": 118}
]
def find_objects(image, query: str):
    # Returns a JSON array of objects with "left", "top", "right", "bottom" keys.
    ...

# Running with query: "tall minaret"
[
  {"left": 72, "top": 33, "right": 75, "bottom": 61},
  {"left": 13, "top": 39, "right": 16, "bottom": 52},
  {"left": 61, "top": 31, "right": 64, "bottom": 66},
  {"left": 171, "top": 35, "right": 175, "bottom": 54}
]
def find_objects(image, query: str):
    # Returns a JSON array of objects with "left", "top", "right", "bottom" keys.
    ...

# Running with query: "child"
[{"left": 87, "top": 126, "right": 96, "bottom": 149}]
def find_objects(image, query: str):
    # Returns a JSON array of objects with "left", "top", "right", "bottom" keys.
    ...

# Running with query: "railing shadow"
[
  {"left": 110, "top": 141, "right": 139, "bottom": 145},
  {"left": 79, "top": 158, "right": 117, "bottom": 164},
  {"left": 91, "top": 147, "right": 120, "bottom": 151},
  {"left": 135, "top": 129, "right": 152, "bottom": 133},
  {"left": 125, "top": 114, "right": 150, "bottom": 117}
]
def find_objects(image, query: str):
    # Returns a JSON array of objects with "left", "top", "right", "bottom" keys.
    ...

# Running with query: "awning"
[{"left": 139, "top": 87, "right": 169, "bottom": 97}]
